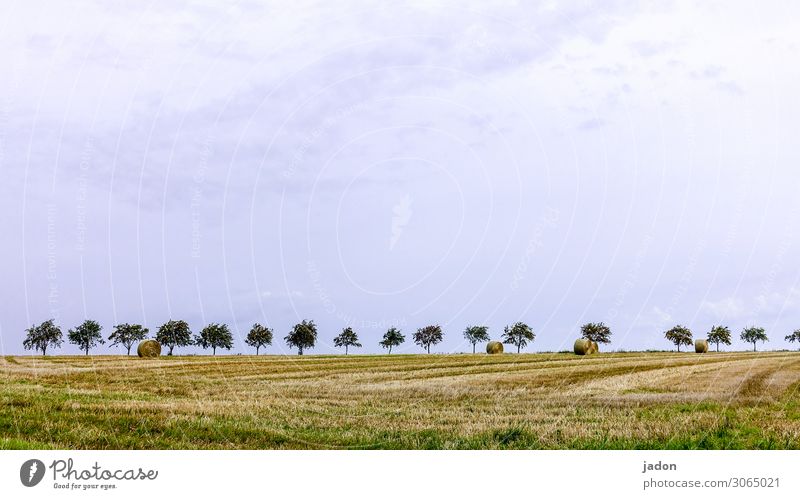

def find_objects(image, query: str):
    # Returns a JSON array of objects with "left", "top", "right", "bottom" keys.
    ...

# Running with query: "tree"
[
  {"left": 463, "top": 325, "right": 490, "bottom": 354},
  {"left": 740, "top": 326, "right": 768, "bottom": 352},
  {"left": 413, "top": 325, "right": 443, "bottom": 353},
  {"left": 245, "top": 323, "right": 273, "bottom": 355},
  {"left": 195, "top": 323, "right": 233, "bottom": 355},
  {"left": 580, "top": 322, "right": 612, "bottom": 344},
  {"left": 22, "top": 319, "right": 63, "bottom": 355},
  {"left": 664, "top": 325, "right": 692, "bottom": 352},
  {"left": 155, "top": 320, "right": 193, "bottom": 356},
  {"left": 502, "top": 322, "right": 535, "bottom": 353},
  {"left": 108, "top": 323, "right": 149, "bottom": 355},
  {"left": 380, "top": 327, "right": 405, "bottom": 354},
  {"left": 67, "top": 320, "right": 104, "bottom": 355},
  {"left": 707, "top": 325, "right": 732, "bottom": 352},
  {"left": 333, "top": 327, "right": 362, "bottom": 355},
  {"left": 285, "top": 320, "right": 317, "bottom": 355},
  {"left": 786, "top": 329, "right": 800, "bottom": 350}
]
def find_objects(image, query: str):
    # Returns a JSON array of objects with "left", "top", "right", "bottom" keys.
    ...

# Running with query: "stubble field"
[{"left": 1, "top": 351, "right": 799, "bottom": 449}]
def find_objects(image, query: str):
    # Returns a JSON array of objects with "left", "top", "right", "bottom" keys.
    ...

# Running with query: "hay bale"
[
  {"left": 575, "top": 339, "right": 600, "bottom": 355},
  {"left": 694, "top": 339, "right": 708, "bottom": 353},
  {"left": 574, "top": 338, "right": 592, "bottom": 355},
  {"left": 137, "top": 339, "right": 161, "bottom": 358},
  {"left": 486, "top": 341, "right": 504, "bottom": 354}
]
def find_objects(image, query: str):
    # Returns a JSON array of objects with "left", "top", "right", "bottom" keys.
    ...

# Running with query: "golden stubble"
[{"left": 2, "top": 352, "right": 799, "bottom": 448}]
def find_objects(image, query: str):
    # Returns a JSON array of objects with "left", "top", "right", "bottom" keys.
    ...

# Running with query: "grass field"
[{"left": 2, "top": 351, "right": 799, "bottom": 449}]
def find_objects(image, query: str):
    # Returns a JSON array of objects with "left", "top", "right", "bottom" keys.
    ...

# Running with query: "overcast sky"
[{"left": 2, "top": 0, "right": 799, "bottom": 355}]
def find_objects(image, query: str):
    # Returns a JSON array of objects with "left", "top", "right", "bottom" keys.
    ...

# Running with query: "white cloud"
[
  {"left": 702, "top": 297, "right": 746, "bottom": 320},
  {"left": 702, "top": 287, "right": 800, "bottom": 322}
]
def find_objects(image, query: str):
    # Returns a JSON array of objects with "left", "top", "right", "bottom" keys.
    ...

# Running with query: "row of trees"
[
  {"left": 23, "top": 319, "right": 209, "bottom": 356},
  {"left": 21, "top": 318, "right": 800, "bottom": 356},
  {"left": 21, "top": 319, "right": 537, "bottom": 356},
  {"left": 664, "top": 325, "right": 779, "bottom": 352},
  {"left": 576, "top": 321, "right": 786, "bottom": 353}
]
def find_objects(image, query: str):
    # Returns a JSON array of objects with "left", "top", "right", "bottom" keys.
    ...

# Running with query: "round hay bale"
[
  {"left": 137, "top": 339, "right": 161, "bottom": 358},
  {"left": 574, "top": 338, "right": 592, "bottom": 355},
  {"left": 694, "top": 339, "right": 708, "bottom": 353},
  {"left": 486, "top": 341, "right": 504, "bottom": 354}
]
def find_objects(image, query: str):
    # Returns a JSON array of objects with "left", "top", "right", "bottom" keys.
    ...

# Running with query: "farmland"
[{"left": 1, "top": 351, "right": 799, "bottom": 449}]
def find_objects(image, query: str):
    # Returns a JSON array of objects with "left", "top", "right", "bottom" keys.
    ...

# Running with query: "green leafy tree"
[
  {"left": 580, "top": 322, "right": 612, "bottom": 344},
  {"left": 502, "top": 322, "right": 535, "bottom": 353},
  {"left": 195, "top": 323, "right": 233, "bottom": 355},
  {"left": 413, "top": 325, "right": 443, "bottom": 353},
  {"left": 108, "top": 323, "right": 149, "bottom": 355},
  {"left": 333, "top": 327, "right": 362, "bottom": 355},
  {"left": 463, "top": 325, "right": 490, "bottom": 354},
  {"left": 155, "top": 319, "right": 193, "bottom": 356},
  {"left": 786, "top": 329, "right": 800, "bottom": 350},
  {"left": 285, "top": 320, "right": 317, "bottom": 355},
  {"left": 740, "top": 326, "right": 768, "bottom": 352},
  {"left": 707, "top": 325, "right": 732, "bottom": 352},
  {"left": 664, "top": 325, "right": 693, "bottom": 352},
  {"left": 380, "top": 327, "right": 405, "bottom": 354},
  {"left": 22, "top": 319, "right": 63, "bottom": 355},
  {"left": 245, "top": 323, "right": 273, "bottom": 355},
  {"left": 68, "top": 320, "right": 104, "bottom": 355}
]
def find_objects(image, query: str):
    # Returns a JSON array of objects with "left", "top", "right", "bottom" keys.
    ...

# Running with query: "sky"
[{"left": 1, "top": 0, "right": 800, "bottom": 355}]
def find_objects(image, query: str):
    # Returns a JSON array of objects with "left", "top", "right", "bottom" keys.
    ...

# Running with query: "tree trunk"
[
  {"left": 169, "top": 346, "right": 174, "bottom": 356},
  {"left": 517, "top": 343, "right": 521, "bottom": 354},
  {"left": 213, "top": 347, "right": 216, "bottom": 355},
  {"left": 298, "top": 346, "right": 303, "bottom": 355},
  {"left": 127, "top": 345, "right": 132, "bottom": 355},
  {"left": 42, "top": 345, "right": 47, "bottom": 356},
  {"left": 388, "top": 346, "right": 392, "bottom": 354},
  {"left": 716, "top": 343, "right": 719, "bottom": 352},
  {"left": 256, "top": 346, "right": 260, "bottom": 355},
  {"left": 86, "top": 347, "right": 89, "bottom": 355},
  {"left": 345, "top": 345, "right": 349, "bottom": 355},
  {"left": 753, "top": 342, "right": 756, "bottom": 352},
  {"left": 677, "top": 344, "right": 680, "bottom": 352},
  {"left": 472, "top": 343, "right": 476, "bottom": 354},
  {"left": 427, "top": 344, "right": 430, "bottom": 354}
]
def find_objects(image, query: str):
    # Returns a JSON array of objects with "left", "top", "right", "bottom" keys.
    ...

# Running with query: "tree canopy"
[
  {"left": 413, "top": 325, "right": 443, "bottom": 353},
  {"left": 67, "top": 320, "right": 104, "bottom": 355},
  {"left": 108, "top": 323, "right": 149, "bottom": 355},
  {"left": 740, "top": 326, "right": 768, "bottom": 351},
  {"left": 501, "top": 322, "right": 535, "bottom": 353},
  {"left": 23, "top": 319, "right": 63, "bottom": 355},
  {"left": 195, "top": 323, "right": 233, "bottom": 355},
  {"left": 155, "top": 320, "right": 193, "bottom": 355},
  {"left": 245, "top": 323, "right": 273, "bottom": 355},
  {"left": 333, "top": 327, "right": 362, "bottom": 354},
  {"left": 664, "top": 325, "right": 692, "bottom": 352},
  {"left": 379, "top": 327, "right": 405, "bottom": 354},
  {"left": 707, "top": 325, "right": 732, "bottom": 352},
  {"left": 786, "top": 329, "right": 800, "bottom": 349},
  {"left": 580, "top": 322, "right": 612, "bottom": 344},
  {"left": 463, "top": 325, "right": 490, "bottom": 354},
  {"left": 285, "top": 320, "right": 318, "bottom": 355}
]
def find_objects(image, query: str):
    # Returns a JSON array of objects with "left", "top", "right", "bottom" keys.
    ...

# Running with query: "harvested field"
[{"left": 1, "top": 352, "right": 799, "bottom": 449}]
